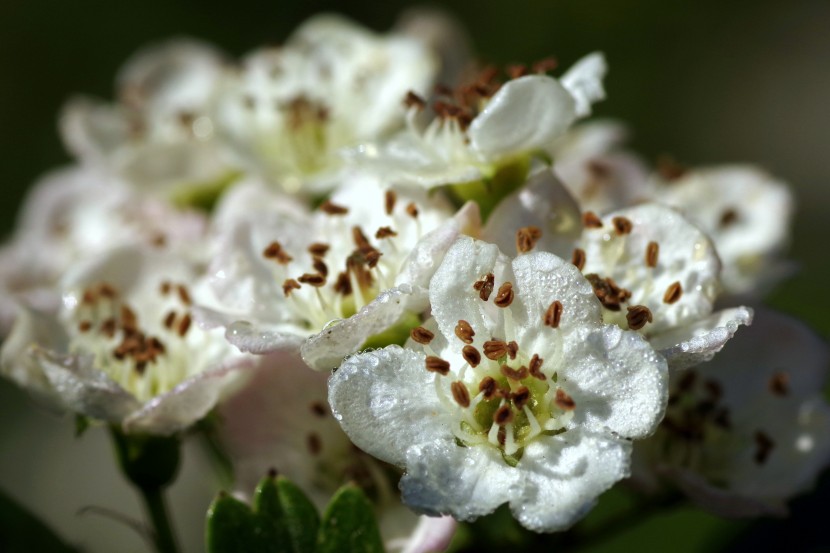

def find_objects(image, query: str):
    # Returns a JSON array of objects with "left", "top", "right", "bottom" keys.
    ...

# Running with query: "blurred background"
[{"left": 0, "top": 0, "right": 828, "bottom": 551}]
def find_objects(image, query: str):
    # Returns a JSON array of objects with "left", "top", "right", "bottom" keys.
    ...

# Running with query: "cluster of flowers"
[{"left": 2, "top": 11, "right": 828, "bottom": 550}]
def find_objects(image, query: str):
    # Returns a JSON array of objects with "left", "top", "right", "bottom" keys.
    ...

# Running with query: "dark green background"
[{"left": 1, "top": 1, "right": 829, "bottom": 551}]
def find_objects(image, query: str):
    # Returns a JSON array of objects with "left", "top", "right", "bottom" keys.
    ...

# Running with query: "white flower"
[
  {"left": 0, "top": 166, "right": 206, "bottom": 336},
  {"left": 347, "top": 53, "right": 607, "bottom": 189},
  {"left": 60, "top": 39, "right": 236, "bottom": 200},
  {"left": 652, "top": 165, "right": 795, "bottom": 297},
  {"left": 329, "top": 236, "right": 667, "bottom": 532},
  {"left": 212, "top": 14, "right": 438, "bottom": 193},
  {"left": 632, "top": 309, "right": 830, "bottom": 516},
  {"left": 196, "top": 171, "right": 479, "bottom": 369},
  {"left": 575, "top": 203, "right": 753, "bottom": 369},
  {"left": 217, "top": 350, "right": 456, "bottom": 553},
  {"left": 0, "top": 247, "right": 250, "bottom": 435}
]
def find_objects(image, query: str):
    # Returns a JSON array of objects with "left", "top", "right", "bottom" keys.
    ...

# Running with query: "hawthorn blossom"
[
  {"left": 0, "top": 247, "right": 250, "bottom": 435},
  {"left": 652, "top": 165, "right": 795, "bottom": 297},
  {"left": 212, "top": 14, "right": 437, "bottom": 193},
  {"left": 60, "top": 39, "right": 236, "bottom": 201},
  {"left": 196, "top": 171, "right": 479, "bottom": 369},
  {"left": 346, "top": 53, "right": 606, "bottom": 190},
  {"left": 0, "top": 166, "right": 206, "bottom": 336},
  {"left": 217, "top": 350, "right": 455, "bottom": 553},
  {"left": 329, "top": 236, "right": 668, "bottom": 532},
  {"left": 632, "top": 309, "right": 830, "bottom": 516}
]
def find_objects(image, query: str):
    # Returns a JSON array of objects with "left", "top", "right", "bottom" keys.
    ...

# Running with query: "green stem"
[{"left": 141, "top": 487, "right": 180, "bottom": 553}]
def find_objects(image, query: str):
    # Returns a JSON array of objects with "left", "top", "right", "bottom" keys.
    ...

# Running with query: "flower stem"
[{"left": 140, "top": 486, "right": 180, "bottom": 553}]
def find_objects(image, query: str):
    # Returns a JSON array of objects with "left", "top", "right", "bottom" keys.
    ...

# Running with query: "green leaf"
[
  {"left": 317, "top": 485, "right": 385, "bottom": 553},
  {"left": 276, "top": 476, "right": 320, "bottom": 553},
  {"left": 0, "top": 487, "right": 81, "bottom": 553}
]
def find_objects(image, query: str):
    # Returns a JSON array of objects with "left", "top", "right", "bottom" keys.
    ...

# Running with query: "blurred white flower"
[
  {"left": 633, "top": 309, "right": 830, "bottom": 516},
  {"left": 213, "top": 14, "right": 438, "bottom": 193},
  {"left": 329, "top": 236, "right": 667, "bottom": 532},
  {"left": 1, "top": 247, "right": 251, "bottom": 435}
]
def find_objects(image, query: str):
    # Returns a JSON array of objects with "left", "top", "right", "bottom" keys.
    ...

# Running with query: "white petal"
[
  {"left": 328, "top": 346, "right": 449, "bottom": 467},
  {"left": 224, "top": 321, "right": 306, "bottom": 355},
  {"left": 470, "top": 75, "right": 577, "bottom": 160},
  {"left": 395, "top": 515, "right": 457, "bottom": 553},
  {"left": 652, "top": 306, "right": 754, "bottom": 370},
  {"left": 59, "top": 96, "right": 130, "bottom": 165},
  {"left": 483, "top": 167, "right": 582, "bottom": 259},
  {"left": 559, "top": 53, "right": 607, "bottom": 118},
  {"left": 512, "top": 431, "right": 630, "bottom": 532}
]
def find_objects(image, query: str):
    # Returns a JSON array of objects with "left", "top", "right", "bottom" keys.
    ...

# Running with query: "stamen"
[
  {"left": 507, "top": 64, "right": 528, "bottom": 79},
  {"left": 120, "top": 305, "right": 138, "bottom": 332},
  {"left": 177, "top": 313, "right": 192, "bottom": 337},
  {"left": 263, "top": 241, "right": 293, "bottom": 264},
  {"left": 312, "top": 258, "right": 328, "bottom": 278},
  {"left": 101, "top": 318, "right": 117, "bottom": 338},
  {"left": 582, "top": 211, "right": 603, "bottom": 229},
  {"left": 163, "top": 311, "right": 177, "bottom": 329},
  {"left": 479, "top": 376, "right": 498, "bottom": 400},
  {"left": 454, "top": 320, "right": 475, "bottom": 344},
  {"left": 298, "top": 273, "right": 326, "bottom": 287},
  {"left": 626, "top": 305, "right": 653, "bottom": 330},
  {"left": 82, "top": 289, "right": 97, "bottom": 305},
  {"left": 506, "top": 341, "right": 519, "bottom": 360},
  {"left": 307, "top": 433, "right": 322, "bottom": 456},
  {"left": 528, "top": 354, "right": 546, "bottom": 380},
  {"left": 78, "top": 321, "right": 92, "bottom": 333},
  {"left": 98, "top": 283, "right": 117, "bottom": 299},
  {"left": 384, "top": 190, "right": 396, "bottom": 215},
  {"left": 768, "top": 372, "right": 789, "bottom": 396},
  {"left": 494, "top": 282, "right": 514, "bottom": 308},
  {"left": 160, "top": 281, "right": 172, "bottom": 295},
  {"left": 177, "top": 285, "right": 192, "bottom": 306},
  {"left": 501, "top": 364, "right": 529, "bottom": 381},
  {"left": 308, "top": 242, "right": 330, "bottom": 257},
  {"left": 451, "top": 381, "right": 471, "bottom": 408},
  {"left": 425, "top": 356, "right": 450, "bottom": 376},
  {"left": 483, "top": 340, "right": 509, "bottom": 360},
  {"left": 532, "top": 57, "right": 558, "bottom": 73},
  {"left": 516, "top": 226, "right": 542, "bottom": 254},
  {"left": 719, "top": 208, "right": 739, "bottom": 228},
  {"left": 494, "top": 405, "right": 514, "bottom": 425},
  {"left": 645, "top": 241, "right": 660, "bottom": 268},
  {"left": 663, "top": 281, "right": 683, "bottom": 304},
  {"left": 351, "top": 227, "right": 371, "bottom": 250},
  {"left": 410, "top": 326, "right": 435, "bottom": 345},
  {"left": 319, "top": 200, "right": 349, "bottom": 215},
  {"left": 310, "top": 401, "right": 327, "bottom": 417},
  {"left": 656, "top": 156, "right": 688, "bottom": 181},
  {"left": 511, "top": 386, "right": 531, "bottom": 410},
  {"left": 544, "top": 300, "right": 563, "bottom": 328},
  {"left": 571, "top": 248, "right": 586, "bottom": 271},
  {"left": 612, "top": 216, "right": 633, "bottom": 235},
  {"left": 405, "top": 202, "right": 419, "bottom": 218},
  {"left": 403, "top": 91, "right": 427, "bottom": 110},
  {"left": 462, "top": 345, "right": 481, "bottom": 368},
  {"left": 753, "top": 431, "right": 775, "bottom": 464},
  {"left": 333, "top": 272, "right": 352, "bottom": 296},
  {"left": 586, "top": 274, "right": 632, "bottom": 311},
  {"left": 375, "top": 226, "right": 397, "bottom": 239},
  {"left": 473, "top": 273, "right": 495, "bottom": 301},
  {"left": 282, "top": 278, "right": 301, "bottom": 296},
  {"left": 555, "top": 389, "right": 576, "bottom": 411}
]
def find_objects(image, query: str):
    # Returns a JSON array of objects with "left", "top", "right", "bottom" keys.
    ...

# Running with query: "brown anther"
[
  {"left": 483, "top": 340, "right": 509, "bottom": 360},
  {"left": 351, "top": 227, "right": 372, "bottom": 250},
  {"left": 586, "top": 274, "right": 632, "bottom": 311},
  {"left": 501, "top": 364, "right": 529, "bottom": 381},
  {"left": 308, "top": 242, "right": 330, "bottom": 257},
  {"left": 719, "top": 208, "right": 739, "bottom": 228},
  {"left": 177, "top": 285, "right": 191, "bottom": 306},
  {"left": 120, "top": 306, "right": 138, "bottom": 333},
  {"left": 78, "top": 321, "right": 92, "bottom": 333},
  {"left": 753, "top": 431, "right": 775, "bottom": 464},
  {"left": 320, "top": 200, "right": 349, "bottom": 215},
  {"left": 494, "top": 282, "right": 514, "bottom": 308},
  {"left": 555, "top": 389, "right": 576, "bottom": 411},
  {"left": 494, "top": 405, "right": 515, "bottom": 425},
  {"left": 656, "top": 155, "right": 688, "bottom": 181},
  {"left": 479, "top": 376, "right": 498, "bottom": 399},
  {"left": 307, "top": 433, "right": 322, "bottom": 456},
  {"left": 663, "top": 281, "right": 683, "bottom": 304},
  {"left": 150, "top": 233, "right": 167, "bottom": 248},
  {"left": 506, "top": 341, "right": 519, "bottom": 360},
  {"left": 532, "top": 57, "right": 558, "bottom": 73},
  {"left": 544, "top": 300, "right": 564, "bottom": 328},
  {"left": 282, "top": 278, "right": 301, "bottom": 296},
  {"left": 263, "top": 241, "right": 293, "bottom": 264},
  {"left": 626, "top": 305, "right": 653, "bottom": 330},
  {"left": 405, "top": 202, "right": 419, "bottom": 218},
  {"left": 375, "top": 226, "right": 397, "bottom": 239},
  {"left": 462, "top": 345, "right": 481, "bottom": 368},
  {"left": 571, "top": 248, "right": 586, "bottom": 271},
  {"left": 333, "top": 272, "right": 352, "bottom": 296},
  {"left": 101, "top": 318, "right": 117, "bottom": 339},
  {"left": 148, "top": 337, "right": 166, "bottom": 355},
  {"left": 507, "top": 64, "right": 529, "bottom": 79},
  {"left": 384, "top": 190, "right": 397, "bottom": 215},
  {"left": 298, "top": 273, "right": 326, "bottom": 287},
  {"left": 362, "top": 249, "right": 382, "bottom": 268},
  {"left": 612, "top": 216, "right": 633, "bottom": 235},
  {"left": 473, "top": 273, "right": 495, "bottom": 301},
  {"left": 587, "top": 160, "right": 611, "bottom": 179},
  {"left": 425, "top": 356, "right": 450, "bottom": 376},
  {"left": 645, "top": 241, "right": 660, "bottom": 268},
  {"left": 528, "top": 354, "right": 546, "bottom": 380},
  {"left": 160, "top": 281, "right": 172, "bottom": 295},
  {"left": 97, "top": 283, "right": 117, "bottom": 299},
  {"left": 312, "top": 258, "right": 329, "bottom": 277},
  {"left": 451, "top": 381, "right": 471, "bottom": 408},
  {"left": 310, "top": 401, "right": 327, "bottom": 417},
  {"left": 403, "top": 90, "right": 427, "bottom": 110},
  {"left": 455, "top": 320, "right": 475, "bottom": 344},
  {"left": 497, "top": 426, "right": 507, "bottom": 445},
  {"left": 163, "top": 310, "right": 177, "bottom": 329},
  {"left": 582, "top": 211, "right": 604, "bottom": 229},
  {"left": 82, "top": 290, "right": 97, "bottom": 304},
  {"left": 177, "top": 313, "right": 192, "bottom": 337},
  {"left": 511, "top": 386, "right": 531, "bottom": 410},
  {"left": 410, "top": 326, "right": 435, "bottom": 345},
  {"left": 768, "top": 372, "right": 790, "bottom": 396},
  {"left": 135, "top": 360, "right": 148, "bottom": 374},
  {"left": 516, "top": 226, "right": 542, "bottom": 254}
]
